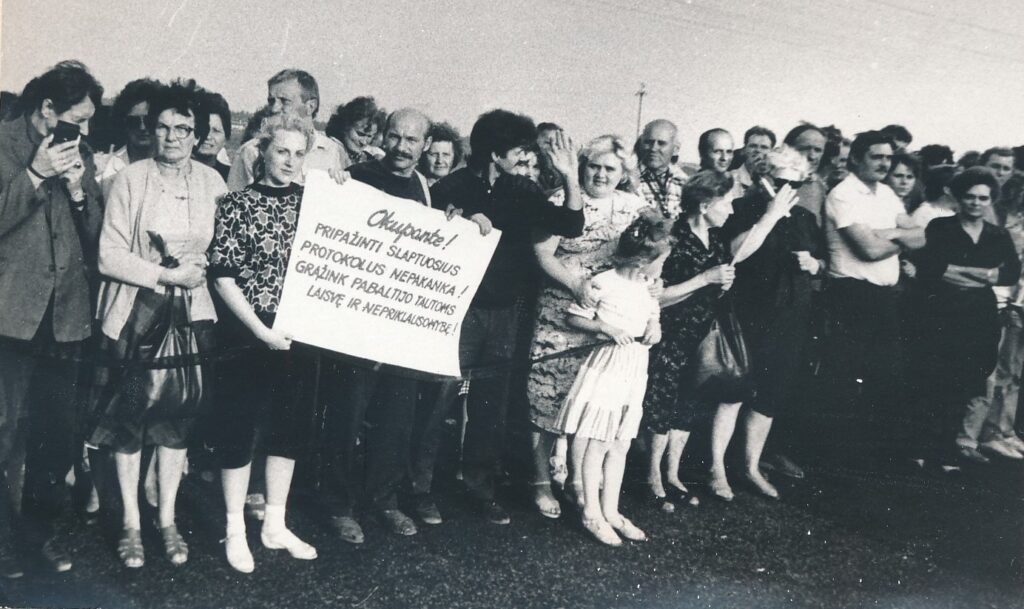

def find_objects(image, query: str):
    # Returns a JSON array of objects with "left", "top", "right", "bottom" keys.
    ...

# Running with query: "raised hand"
[
  {"left": 544, "top": 129, "right": 577, "bottom": 178},
  {"left": 31, "top": 135, "right": 80, "bottom": 180}
]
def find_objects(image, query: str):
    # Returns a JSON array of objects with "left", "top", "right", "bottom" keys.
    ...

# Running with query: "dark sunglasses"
[{"left": 772, "top": 177, "right": 805, "bottom": 190}]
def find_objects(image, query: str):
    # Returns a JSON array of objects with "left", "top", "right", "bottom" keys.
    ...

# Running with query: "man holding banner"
[
  {"left": 317, "top": 109, "right": 436, "bottom": 542},
  {"left": 428, "top": 109, "right": 583, "bottom": 526}
]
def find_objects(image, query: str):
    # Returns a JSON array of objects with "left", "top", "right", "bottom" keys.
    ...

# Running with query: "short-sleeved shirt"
[
  {"left": 208, "top": 183, "right": 303, "bottom": 315},
  {"left": 825, "top": 174, "right": 906, "bottom": 286}
]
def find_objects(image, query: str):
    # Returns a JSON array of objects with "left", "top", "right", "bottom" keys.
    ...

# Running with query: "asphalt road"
[{"left": 1, "top": 413, "right": 1022, "bottom": 609}]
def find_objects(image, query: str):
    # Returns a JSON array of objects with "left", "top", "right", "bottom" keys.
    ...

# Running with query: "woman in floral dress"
[{"left": 527, "top": 134, "right": 650, "bottom": 518}]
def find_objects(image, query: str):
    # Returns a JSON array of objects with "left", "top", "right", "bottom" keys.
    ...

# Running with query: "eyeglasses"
[
  {"left": 125, "top": 116, "right": 148, "bottom": 131},
  {"left": 155, "top": 123, "right": 194, "bottom": 140}
]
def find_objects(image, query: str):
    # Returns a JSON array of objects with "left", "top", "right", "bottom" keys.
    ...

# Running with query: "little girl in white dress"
[{"left": 553, "top": 209, "right": 673, "bottom": 546}]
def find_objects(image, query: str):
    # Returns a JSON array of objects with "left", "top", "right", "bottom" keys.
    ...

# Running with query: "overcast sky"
[{"left": 2, "top": 0, "right": 1022, "bottom": 159}]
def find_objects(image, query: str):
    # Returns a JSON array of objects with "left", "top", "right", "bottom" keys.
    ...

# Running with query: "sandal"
[
  {"left": 117, "top": 528, "right": 144, "bottom": 569},
  {"left": 533, "top": 487, "right": 562, "bottom": 519},
  {"left": 608, "top": 515, "right": 648, "bottom": 542},
  {"left": 160, "top": 525, "right": 189, "bottom": 566},
  {"left": 745, "top": 470, "right": 779, "bottom": 500},
  {"left": 582, "top": 516, "right": 622, "bottom": 547}
]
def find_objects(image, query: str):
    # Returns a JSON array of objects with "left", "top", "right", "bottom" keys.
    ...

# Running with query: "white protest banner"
[{"left": 273, "top": 170, "right": 500, "bottom": 376}]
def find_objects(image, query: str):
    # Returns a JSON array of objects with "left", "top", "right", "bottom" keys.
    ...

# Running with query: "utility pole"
[{"left": 635, "top": 82, "right": 647, "bottom": 139}]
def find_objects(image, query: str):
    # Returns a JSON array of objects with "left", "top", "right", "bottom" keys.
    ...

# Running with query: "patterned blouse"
[{"left": 208, "top": 182, "right": 302, "bottom": 313}]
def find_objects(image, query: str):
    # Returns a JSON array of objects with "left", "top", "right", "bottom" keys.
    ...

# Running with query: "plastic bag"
[{"left": 687, "top": 303, "right": 753, "bottom": 404}]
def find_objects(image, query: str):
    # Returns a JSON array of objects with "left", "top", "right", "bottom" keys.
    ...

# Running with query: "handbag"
[
  {"left": 687, "top": 302, "right": 753, "bottom": 404},
  {"left": 140, "top": 231, "right": 204, "bottom": 416},
  {"left": 141, "top": 286, "right": 204, "bottom": 415}
]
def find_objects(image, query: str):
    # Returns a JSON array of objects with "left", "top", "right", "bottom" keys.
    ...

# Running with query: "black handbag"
[{"left": 687, "top": 302, "right": 753, "bottom": 404}]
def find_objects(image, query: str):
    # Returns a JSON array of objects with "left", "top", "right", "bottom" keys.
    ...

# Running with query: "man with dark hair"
[
  {"left": 823, "top": 130, "right": 924, "bottom": 461},
  {"left": 732, "top": 126, "right": 776, "bottom": 195},
  {"left": 227, "top": 68, "right": 345, "bottom": 189},
  {"left": 698, "top": 128, "right": 734, "bottom": 173},
  {"left": 0, "top": 60, "right": 105, "bottom": 576},
  {"left": 427, "top": 109, "right": 582, "bottom": 525},
  {"left": 321, "top": 108, "right": 434, "bottom": 544},
  {"left": 919, "top": 144, "right": 955, "bottom": 168},
  {"left": 635, "top": 119, "right": 687, "bottom": 218},
  {"left": 95, "top": 78, "right": 162, "bottom": 193},
  {"left": 980, "top": 147, "right": 1016, "bottom": 187},
  {"left": 880, "top": 124, "right": 913, "bottom": 151},
  {"left": 419, "top": 121, "right": 462, "bottom": 186}
]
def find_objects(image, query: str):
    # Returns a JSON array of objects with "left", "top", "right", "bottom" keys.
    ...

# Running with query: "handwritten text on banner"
[{"left": 274, "top": 171, "right": 500, "bottom": 376}]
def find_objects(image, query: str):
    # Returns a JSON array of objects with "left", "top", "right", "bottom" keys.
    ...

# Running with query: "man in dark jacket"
[
  {"left": 424, "top": 109, "right": 582, "bottom": 526},
  {"left": 0, "top": 61, "right": 104, "bottom": 576}
]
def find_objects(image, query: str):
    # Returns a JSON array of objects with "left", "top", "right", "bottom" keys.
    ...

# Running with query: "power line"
[{"left": 865, "top": 0, "right": 1021, "bottom": 40}]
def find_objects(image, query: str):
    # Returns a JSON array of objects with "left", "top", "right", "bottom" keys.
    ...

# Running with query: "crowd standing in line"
[{"left": 0, "top": 60, "right": 1023, "bottom": 579}]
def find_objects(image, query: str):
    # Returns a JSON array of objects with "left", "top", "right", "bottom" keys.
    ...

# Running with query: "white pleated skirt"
[{"left": 553, "top": 342, "right": 649, "bottom": 442}]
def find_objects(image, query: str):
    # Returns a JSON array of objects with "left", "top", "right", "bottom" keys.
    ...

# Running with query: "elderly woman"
[
  {"left": 193, "top": 90, "right": 232, "bottom": 181},
  {"left": 914, "top": 167, "right": 1021, "bottom": 468},
  {"left": 719, "top": 147, "right": 816, "bottom": 498},
  {"left": 89, "top": 80, "right": 226, "bottom": 568},
  {"left": 208, "top": 112, "right": 335, "bottom": 573},
  {"left": 527, "top": 134, "right": 650, "bottom": 517},
  {"left": 324, "top": 95, "right": 385, "bottom": 168},
  {"left": 643, "top": 170, "right": 780, "bottom": 508}
]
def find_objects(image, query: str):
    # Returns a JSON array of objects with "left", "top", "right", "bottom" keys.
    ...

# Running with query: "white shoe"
[
  {"left": 1002, "top": 435, "right": 1024, "bottom": 453},
  {"left": 261, "top": 527, "right": 317, "bottom": 560},
  {"left": 979, "top": 438, "right": 1024, "bottom": 460},
  {"left": 223, "top": 532, "right": 254, "bottom": 574}
]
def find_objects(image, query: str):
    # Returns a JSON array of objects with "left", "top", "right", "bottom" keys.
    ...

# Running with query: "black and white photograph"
[{"left": 0, "top": 1, "right": 1022, "bottom": 607}]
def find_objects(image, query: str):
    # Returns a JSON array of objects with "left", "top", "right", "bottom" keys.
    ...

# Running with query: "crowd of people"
[{"left": 1, "top": 59, "right": 1023, "bottom": 579}]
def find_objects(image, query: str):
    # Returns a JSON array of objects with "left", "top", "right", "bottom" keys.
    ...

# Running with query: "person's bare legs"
[
  {"left": 664, "top": 429, "right": 691, "bottom": 493},
  {"left": 114, "top": 451, "right": 143, "bottom": 568},
  {"left": 569, "top": 433, "right": 589, "bottom": 506},
  {"left": 579, "top": 438, "right": 620, "bottom": 546},
  {"left": 260, "top": 456, "right": 316, "bottom": 560},
  {"left": 531, "top": 430, "right": 560, "bottom": 515},
  {"left": 221, "top": 463, "right": 253, "bottom": 572},
  {"left": 647, "top": 433, "right": 669, "bottom": 496},
  {"left": 155, "top": 447, "right": 187, "bottom": 529},
  {"left": 603, "top": 438, "right": 646, "bottom": 540},
  {"left": 143, "top": 452, "right": 158, "bottom": 508},
  {"left": 709, "top": 403, "right": 742, "bottom": 500},
  {"left": 744, "top": 410, "right": 779, "bottom": 498}
]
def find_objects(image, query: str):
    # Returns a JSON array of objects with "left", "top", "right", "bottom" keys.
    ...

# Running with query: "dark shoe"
[
  {"left": 378, "top": 509, "right": 418, "bottom": 536},
  {"left": 413, "top": 497, "right": 443, "bottom": 525},
  {"left": 41, "top": 536, "right": 73, "bottom": 573},
  {"left": 0, "top": 545, "right": 23, "bottom": 579},
  {"left": 472, "top": 498, "right": 510, "bottom": 525},
  {"left": 646, "top": 487, "right": 675, "bottom": 514},
  {"left": 666, "top": 484, "right": 700, "bottom": 508},
  {"left": 330, "top": 516, "right": 365, "bottom": 544},
  {"left": 771, "top": 454, "right": 805, "bottom": 479},
  {"left": 957, "top": 446, "right": 991, "bottom": 465}
]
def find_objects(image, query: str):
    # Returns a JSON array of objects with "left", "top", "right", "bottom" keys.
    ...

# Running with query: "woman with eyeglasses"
[
  {"left": 718, "top": 146, "right": 820, "bottom": 499},
  {"left": 914, "top": 167, "right": 1021, "bottom": 468},
  {"left": 89, "top": 80, "right": 227, "bottom": 569}
]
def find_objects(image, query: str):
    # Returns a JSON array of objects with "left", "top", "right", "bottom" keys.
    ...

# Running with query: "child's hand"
[
  {"left": 601, "top": 323, "right": 634, "bottom": 345},
  {"left": 642, "top": 322, "right": 662, "bottom": 346},
  {"left": 574, "top": 277, "right": 599, "bottom": 308}
]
